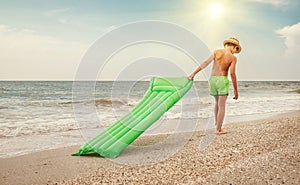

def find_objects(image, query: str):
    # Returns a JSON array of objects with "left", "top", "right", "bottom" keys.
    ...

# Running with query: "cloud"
[
  {"left": 44, "top": 8, "right": 72, "bottom": 17},
  {"left": 44, "top": 8, "right": 72, "bottom": 24},
  {"left": 276, "top": 22, "right": 300, "bottom": 60},
  {"left": 0, "top": 25, "right": 88, "bottom": 80},
  {"left": 248, "top": 0, "right": 292, "bottom": 7},
  {"left": 46, "top": 8, "right": 71, "bottom": 14}
]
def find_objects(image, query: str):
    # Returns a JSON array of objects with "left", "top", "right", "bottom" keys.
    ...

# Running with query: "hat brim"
[{"left": 223, "top": 40, "right": 242, "bottom": 53}]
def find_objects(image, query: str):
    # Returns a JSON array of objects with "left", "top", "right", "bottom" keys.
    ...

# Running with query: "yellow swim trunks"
[{"left": 209, "top": 76, "right": 229, "bottom": 96}]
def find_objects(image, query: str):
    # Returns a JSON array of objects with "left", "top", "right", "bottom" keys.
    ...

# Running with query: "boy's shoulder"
[
  {"left": 213, "top": 49, "right": 225, "bottom": 58},
  {"left": 214, "top": 48, "right": 225, "bottom": 53},
  {"left": 214, "top": 49, "right": 225, "bottom": 55}
]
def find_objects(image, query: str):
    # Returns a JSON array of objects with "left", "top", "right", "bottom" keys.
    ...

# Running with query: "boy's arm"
[
  {"left": 188, "top": 53, "right": 214, "bottom": 80},
  {"left": 230, "top": 56, "right": 238, "bottom": 100}
]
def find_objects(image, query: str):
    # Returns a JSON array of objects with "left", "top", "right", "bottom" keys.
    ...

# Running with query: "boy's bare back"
[
  {"left": 211, "top": 49, "right": 236, "bottom": 76},
  {"left": 188, "top": 37, "right": 240, "bottom": 100}
]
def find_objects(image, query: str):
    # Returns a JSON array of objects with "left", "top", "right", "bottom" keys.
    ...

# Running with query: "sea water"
[{"left": 0, "top": 81, "right": 299, "bottom": 157}]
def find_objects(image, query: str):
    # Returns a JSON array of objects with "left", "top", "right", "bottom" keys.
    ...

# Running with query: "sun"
[{"left": 209, "top": 3, "right": 223, "bottom": 18}]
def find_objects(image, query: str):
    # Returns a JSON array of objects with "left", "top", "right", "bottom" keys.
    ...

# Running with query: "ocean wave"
[
  {"left": 21, "top": 95, "right": 300, "bottom": 112},
  {"left": 289, "top": 89, "right": 300, "bottom": 94},
  {"left": 95, "top": 99, "right": 127, "bottom": 106},
  {"left": 0, "top": 87, "right": 9, "bottom": 91},
  {"left": 23, "top": 98, "right": 131, "bottom": 107},
  {"left": 0, "top": 88, "right": 10, "bottom": 95},
  {"left": 0, "top": 120, "right": 84, "bottom": 138},
  {"left": 60, "top": 98, "right": 129, "bottom": 107}
]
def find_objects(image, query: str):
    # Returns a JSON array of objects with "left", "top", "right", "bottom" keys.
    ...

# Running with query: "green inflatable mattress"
[{"left": 72, "top": 77, "right": 193, "bottom": 158}]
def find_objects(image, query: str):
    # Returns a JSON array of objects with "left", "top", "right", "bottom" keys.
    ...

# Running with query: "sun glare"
[{"left": 209, "top": 3, "right": 223, "bottom": 18}]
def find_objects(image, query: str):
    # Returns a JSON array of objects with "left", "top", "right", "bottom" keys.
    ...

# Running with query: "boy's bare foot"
[{"left": 216, "top": 129, "right": 228, "bottom": 135}]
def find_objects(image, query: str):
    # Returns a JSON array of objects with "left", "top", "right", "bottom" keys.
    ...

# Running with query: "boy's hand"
[
  {"left": 188, "top": 74, "right": 194, "bottom": 81},
  {"left": 233, "top": 92, "right": 238, "bottom": 100}
]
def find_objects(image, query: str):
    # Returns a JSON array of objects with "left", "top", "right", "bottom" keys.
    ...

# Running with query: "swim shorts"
[{"left": 209, "top": 76, "right": 229, "bottom": 96}]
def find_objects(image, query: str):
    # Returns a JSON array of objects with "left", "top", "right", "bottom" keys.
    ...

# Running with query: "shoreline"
[
  {"left": 0, "top": 110, "right": 299, "bottom": 184},
  {"left": 0, "top": 110, "right": 289, "bottom": 159}
]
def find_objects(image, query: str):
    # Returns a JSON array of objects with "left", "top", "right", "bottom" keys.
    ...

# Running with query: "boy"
[{"left": 188, "top": 37, "right": 242, "bottom": 134}]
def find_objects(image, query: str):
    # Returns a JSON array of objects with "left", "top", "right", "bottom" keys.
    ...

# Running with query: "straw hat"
[{"left": 223, "top": 37, "right": 242, "bottom": 53}]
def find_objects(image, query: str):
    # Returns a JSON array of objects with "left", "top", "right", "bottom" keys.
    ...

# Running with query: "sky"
[{"left": 0, "top": 0, "right": 299, "bottom": 81}]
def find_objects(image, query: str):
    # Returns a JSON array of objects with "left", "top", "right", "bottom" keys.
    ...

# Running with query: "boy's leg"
[
  {"left": 214, "top": 96, "right": 219, "bottom": 125},
  {"left": 216, "top": 95, "right": 227, "bottom": 133}
]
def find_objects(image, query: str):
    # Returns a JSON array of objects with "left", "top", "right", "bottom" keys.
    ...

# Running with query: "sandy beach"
[{"left": 0, "top": 110, "right": 299, "bottom": 184}]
